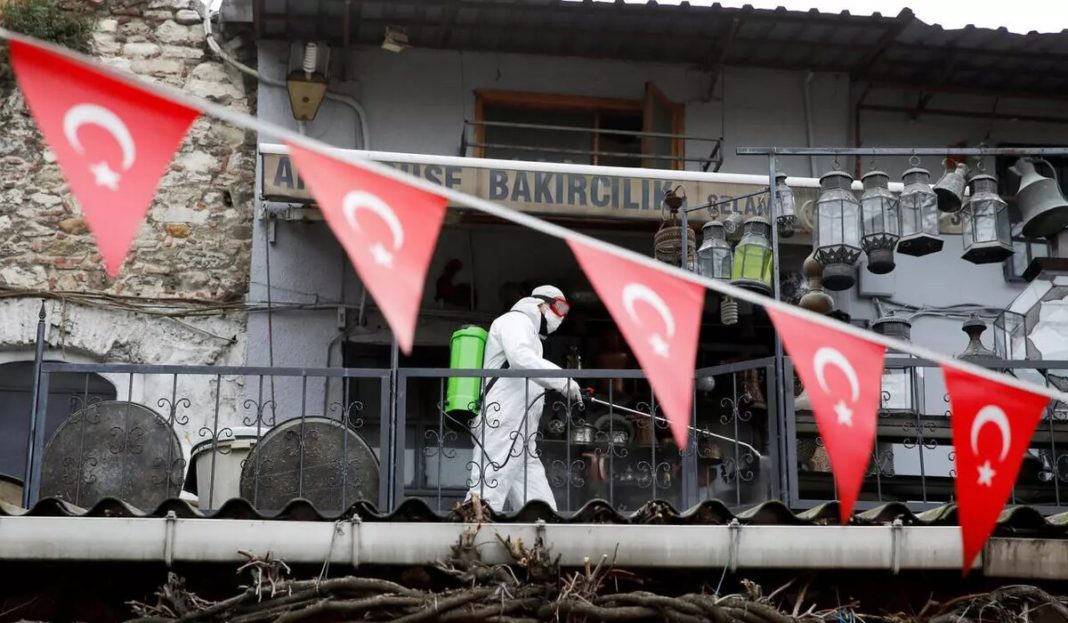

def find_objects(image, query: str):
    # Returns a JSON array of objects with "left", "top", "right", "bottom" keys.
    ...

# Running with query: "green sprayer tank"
[{"left": 445, "top": 325, "right": 488, "bottom": 416}]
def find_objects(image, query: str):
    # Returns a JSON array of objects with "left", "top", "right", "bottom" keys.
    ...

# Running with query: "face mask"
[{"left": 542, "top": 306, "right": 563, "bottom": 334}]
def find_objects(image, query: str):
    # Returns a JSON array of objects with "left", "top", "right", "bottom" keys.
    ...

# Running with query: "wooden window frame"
[{"left": 474, "top": 89, "right": 683, "bottom": 168}]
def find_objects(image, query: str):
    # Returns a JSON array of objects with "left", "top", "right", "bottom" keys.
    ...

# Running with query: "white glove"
[{"left": 565, "top": 380, "right": 583, "bottom": 403}]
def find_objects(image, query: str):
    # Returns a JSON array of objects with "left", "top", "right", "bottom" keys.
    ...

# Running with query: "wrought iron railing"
[
  {"left": 11, "top": 356, "right": 1068, "bottom": 516},
  {"left": 785, "top": 357, "right": 1068, "bottom": 513}
]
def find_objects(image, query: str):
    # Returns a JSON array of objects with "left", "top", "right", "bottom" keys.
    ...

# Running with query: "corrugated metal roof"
[
  {"left": 250, "top": 1, "right": 1068, "bottom": 98},
  {"left": 5, "top": 496, "right": 1068, "bottom": 537}
]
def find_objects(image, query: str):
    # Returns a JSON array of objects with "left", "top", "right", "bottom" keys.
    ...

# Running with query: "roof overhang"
[{"left": 229, "top": 0, "right": 1068, "bottom": 100}]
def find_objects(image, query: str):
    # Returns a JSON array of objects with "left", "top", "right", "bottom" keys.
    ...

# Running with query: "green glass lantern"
[{"left": 730, "top": 216, "right": 773, "bottom": 295}]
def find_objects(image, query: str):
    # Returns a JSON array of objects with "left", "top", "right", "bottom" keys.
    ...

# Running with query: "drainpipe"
[{"left": 802, "top": 70, "right": 817, "bottom": 177}]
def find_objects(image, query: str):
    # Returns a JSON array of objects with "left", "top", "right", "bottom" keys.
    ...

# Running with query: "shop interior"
[{"left": 343, "top": 209, "right": 814, "bottom": 512}]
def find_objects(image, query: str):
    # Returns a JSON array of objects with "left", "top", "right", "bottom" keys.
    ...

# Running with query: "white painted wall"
[{"left": 252, "top": 43, "right": 1068, "bottom": 449}]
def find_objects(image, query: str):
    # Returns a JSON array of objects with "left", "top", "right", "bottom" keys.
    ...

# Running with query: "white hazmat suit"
[{"left": 466, "top": 286, "right": 581, "bottom": 512}]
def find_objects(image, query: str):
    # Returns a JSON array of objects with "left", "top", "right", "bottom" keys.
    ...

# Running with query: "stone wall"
[
  {"left": 0, "top": 0, "right": 257, "bottom": 473},
  {"left": 0, "top": 0, "right": 255, "bottom": 299}
]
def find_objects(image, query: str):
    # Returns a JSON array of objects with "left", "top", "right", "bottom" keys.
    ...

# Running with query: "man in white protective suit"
[{"left": 466, "top": 285, "right": 583, "bottom": 512}]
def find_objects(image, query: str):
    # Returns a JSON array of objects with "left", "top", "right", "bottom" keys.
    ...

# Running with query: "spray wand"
[{"left": 580, "top": 388, "right": 764, "bottom": 458}]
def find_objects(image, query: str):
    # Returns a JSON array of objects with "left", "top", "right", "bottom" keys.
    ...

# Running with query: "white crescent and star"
[
  {"left": 62, "top": 103, "right": 137, "bottom": 192},
  {"left": 812, "top": 347, "right": 861, "bottom": 427},
  {"left": 621, "top": 283, "right": 676, "bottom": 358},
  {"left": 342, "top": 190, "right": 405, "bottom": 268},
  {"left": 969, "top": 404, "right": 1012, "bottom": 487}
]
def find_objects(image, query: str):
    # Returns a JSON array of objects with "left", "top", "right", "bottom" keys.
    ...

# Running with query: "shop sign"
[{"left": 261, "top": 152, "right": 962, "bottom": 233}]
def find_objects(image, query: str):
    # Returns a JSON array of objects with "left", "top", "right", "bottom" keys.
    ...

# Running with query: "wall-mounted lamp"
[{"left": 286, "top": 41, "right": 330, "bottom": 121}]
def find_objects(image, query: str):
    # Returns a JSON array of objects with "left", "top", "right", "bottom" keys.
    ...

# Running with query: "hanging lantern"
[
  {"left": 814, "top": 170, "right": 862, "bottom": 291},
  {"left": 860, "top": 170, "right": 900, "bottom": 274},
  {"left": 730, "top": 216, "right": 773, "bottom": 295},
  {"left": 871, "top": 314, "right": 924, "bottom": 417},
  {"left": 696, "top": 220, "right": 738, "bottom": 325},
  {"left": 722, "top": 209, "right": 746, "bottom": 242},
  {"left": 933, "top": 162, "right": 969, "bottom": 213},
  {"left": 798, "top": 252, "right": 834, "bottom": 314},
  {"left": 774, "top": 173, "right": 797, "bottom": 238},
  {"left": 653, "top": 189, "right": 696, "bottom": 268},
  {"left": 961, "top": 173, "right": 1013, "bottom": 264},
  {"left": 897, "top": 165, "right": 943, "bottom": 257}
]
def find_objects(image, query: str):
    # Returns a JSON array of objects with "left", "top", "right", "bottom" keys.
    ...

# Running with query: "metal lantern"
[
  {"left": 654, "top": 189, "right": 696, "bottom": 268},
  {"left": 798, "top": 252, "right": 834, "bottom": 314},
  {"left": 697, "top": 220, "right": 739, "bottom": 325},
  {"left": 774, "top": 173, "right": 797, "bottom": 238},
  {"left": 957, "top": 314, "right": 997, "bottom": 363},
  {"left": 722, "top": 209, "right": 746, "bottom": 242},
  {"left": 961, "top": 173, "right": 1013, "bottom": 264},
  {"left": 871, "top": 314, "right": 924, "bottom": 417},
  {"left": 814, "top": 170, "right": 862, "bottom": 291},
  {"left": 730, "top": 216, "right": 774, "bottom": 294},
  {"left": 860, "top": 170, "right": 900, "bottom": 274},
  {"left": 897, "top": 166, "right": 943, "bottom": 257},
  {"left": 696, "top": 220, "right": 732, "bottom": 281}
]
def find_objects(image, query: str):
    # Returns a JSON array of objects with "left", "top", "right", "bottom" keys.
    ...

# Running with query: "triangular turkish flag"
[
  {"left": 8, "top": 40, "right": 199, "bottom": 277},
  {"left": 568, "top": 241, "right": 704, "bottom": 448},
  {"left": 943, "top": 365, "right": 1049, "bottom": 574},
  {"left": 286, "top": 144, "right": 447, "bottom": 354},
  {"left": 767, "top": 309, "right": 886, "bottom": 523}
]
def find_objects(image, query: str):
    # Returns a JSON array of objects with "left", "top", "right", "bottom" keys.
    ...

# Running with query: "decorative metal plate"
[
  {"left": 39, "top": 400, "right": 185, "bottom": 510},
  {"left": 239, "top": 416, "right": 379, "bottom": 512}
]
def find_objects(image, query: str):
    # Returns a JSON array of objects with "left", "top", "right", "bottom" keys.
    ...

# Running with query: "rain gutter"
[{"left": 0, "top": 516, "right": 1063, "bottom": 577}]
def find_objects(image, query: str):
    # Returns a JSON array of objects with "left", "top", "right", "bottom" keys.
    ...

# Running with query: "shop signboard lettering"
[{"left": 261, "top": 152, "right": 962, "bottom": 234}]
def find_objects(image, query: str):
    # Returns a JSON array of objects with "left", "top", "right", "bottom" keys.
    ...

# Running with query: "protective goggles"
[{"left": 535, "top": 295, "right": 570, "bottom": 317}]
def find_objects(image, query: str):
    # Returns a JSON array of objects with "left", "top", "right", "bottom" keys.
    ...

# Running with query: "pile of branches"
[{"left": 128, "top": 502, "right": 1068, "bottom": 623}]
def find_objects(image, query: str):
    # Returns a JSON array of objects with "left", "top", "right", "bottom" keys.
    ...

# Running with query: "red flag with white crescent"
[
  {"left": 9, "top": 39, "right": 200, "bottom": 277},
  {"left": 767, "top": 308, "right": 886, "bottom": 523},
  {"left": 568, "top": 241, "right": 704, "bottom": 448},
  {"left": 286, "top": 144, "right": 447, "bottom": 354},
  {"left": 944, "top": 365, "right": 1049, "bottom": 573}
]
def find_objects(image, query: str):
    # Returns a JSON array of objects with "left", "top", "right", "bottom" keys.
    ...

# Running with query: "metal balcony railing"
[
  {"left": 9, "top": 356, "right": 1068, "bottom": 516},
  {"left": 460, "top": 120, "right": 724, "bottom": 172}
]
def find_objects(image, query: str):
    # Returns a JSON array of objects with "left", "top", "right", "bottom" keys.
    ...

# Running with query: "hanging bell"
[
  {"left": 933, "top": 162, "right": 969, "bottom": 213},
  {"left": 1011, "top": 157, "right": 1068, "bottom": 238}
]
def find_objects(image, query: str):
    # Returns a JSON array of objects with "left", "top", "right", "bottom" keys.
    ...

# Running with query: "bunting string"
[
  {"left": 0, "top": 24, "right": 1064, "bottom": 404},
  {"left": 5, "top": 26, "right": 1065, "bottom": 573}
]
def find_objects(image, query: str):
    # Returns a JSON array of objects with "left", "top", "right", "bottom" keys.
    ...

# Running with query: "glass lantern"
[
  {"left": 871, "top": 314, "right": 924, "bottom": 416},
  {"left": 860, "top": 170, "right": 901, "bottom": 274},
  {"left": 774, "top": 173, "right": 797, "bottom": 238},
  {"left": 897, "top": 166, "right": 943, "bottom": 257},
  {"left": 699, "top": 220, "right": 740, "bottom": 325},
  {"left": 961, "top": 173, "right": 1013, "bottom": 264},
  {"left": 696, "top": 220, "right": 732, "bottom": 281},
  {"left": 730, "top": 216, "right": 774, "bottom": 295},
  {"left": 814, "top": 170, "right": 862, "bottom": 291}
]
